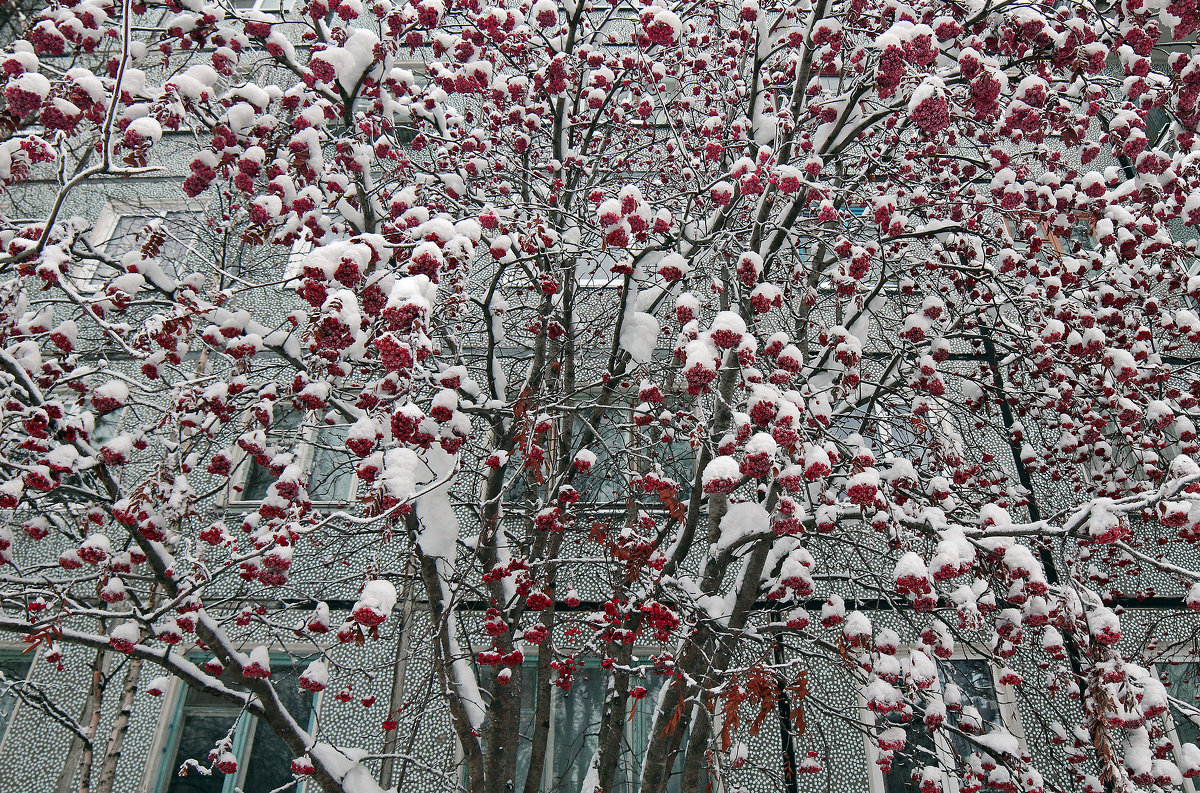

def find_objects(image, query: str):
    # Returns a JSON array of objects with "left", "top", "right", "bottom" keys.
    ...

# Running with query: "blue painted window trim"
[{"left": 152, "top": 653, "right": 318, "bottom": 793}]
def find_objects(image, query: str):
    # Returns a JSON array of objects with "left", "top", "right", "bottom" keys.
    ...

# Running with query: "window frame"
[
  {"left": 861, "top": 651, "right": 1025, "bottom": 793},
  {"left": 0, "top": 646, "right": 36, "bottom": 755},
  {"left": 145, "top": 652, "right": 319, "bottom": 793}
]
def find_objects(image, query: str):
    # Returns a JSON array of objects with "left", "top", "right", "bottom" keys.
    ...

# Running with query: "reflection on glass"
[
  {"left": 310, "top": 424, "right": 353, "bottom": 502},
  {"left": 0, "top": 656, "right": 33, "bottom": 746},
  {"left": 515, "top": 663, "right": 687, "bottom": 793},
  {"left": 881, "top": 659, "right": 1002, "bottom": 793},
  {"left": 942, "top": 660, "right": 1001, "bottom": 761},
  {"left": 239, "top": 411, "right": 303, "bottom": 502},
  {"left": 242, "top": 681, "right": 310, "bottom": 791},
  {"left": 107, "top": 212, "right": 202, "bottom": 280},
  {"left": 553, "top": 670, "right": 605, "bottom": 793},
  {"left": 1164, "top": 661, "right": 1200, "bottom": 749},
  {"left": 881, "top": 711, "right": 938, "bottom": 793},
  {"left": 164, "top": 713, "right": 232, "bottom": 793}
]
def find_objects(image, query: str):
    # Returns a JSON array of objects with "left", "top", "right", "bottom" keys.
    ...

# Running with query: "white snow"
[
  {"left": 717, "top": 502, "right": 770, "bottom": 551},
  {"left": 620, "top": 312, "right": 660, "bottom": 363}
]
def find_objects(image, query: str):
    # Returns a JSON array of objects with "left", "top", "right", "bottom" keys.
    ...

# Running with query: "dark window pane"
[
  {"left": 241, "top": 462, "right": 277, "bottom": 502},
  {"left": 242, "top": 667, "right": 312, "bottom": 791},
  {"left": 553, "top": 670, "right": 606, "bottom": 792},
  {"left": 1164, "top": 662, "right": 1200, "bottom": 748},
  {"left": 882, "top": 714, "right": 938, "bottom": 793},
  {"left": 573, "top": 417, "right": 625, "bottom": 504},
  {"left": 0, "top": 656, "right": 33, "bottom": 744},
  {"left": 659, "top": 436, "right": 695, "bottom": 503},
  {"left": 942, "top": 659, "right": 1001, "bottom": 760},
  {"left": 239, "top": 410, "right": 303, "bottom": 502},
  {"left": 517, "top": 678, "right": 538, "bottom": 791},
  {"left": 241, "top": 723, "right": 296, "bottom": 792},
  {"left": 638, "top": 674, "right": 689, "bottom": 793},
  {"left": 513, "top": 663, "right": 691, "bottom": 793},
  {"left": 310, "top": 425, "right": 353, "bottom": 502},
  {"left": 1147, "top": 105, "right": 1169, "bottom": 146},
  {"left": 273, "top": 668, "right": 314, "bottom": 722},
  {"left": 166, "top": 665, "right": 312, "bottom": 793},
  {"left": 165, "top": 713, "right": 238, "bottom": 793}
]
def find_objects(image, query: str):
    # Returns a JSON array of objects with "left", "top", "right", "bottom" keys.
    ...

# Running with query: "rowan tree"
[{"left": 4, "top": 0, "right": 1200, "bottom": 792}]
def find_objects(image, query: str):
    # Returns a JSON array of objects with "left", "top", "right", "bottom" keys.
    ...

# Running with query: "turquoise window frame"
[{"left": 152, "top": 653, "right": 318, "bottom": 793}]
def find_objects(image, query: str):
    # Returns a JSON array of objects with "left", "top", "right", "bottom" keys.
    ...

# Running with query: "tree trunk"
[
  {"left": 54, "top": 647, "right": 110, "bottom": 793},
  {"left": 379, "top": 556, "right": 418, "bottom": 791},
  {"left": 93, "top": 656, "right": 143, "bottom": 793}
]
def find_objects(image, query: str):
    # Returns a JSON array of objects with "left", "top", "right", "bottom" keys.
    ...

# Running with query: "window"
[
  {"left": 565, "top": 413, "right": 694, "bottom": 507},
  {"left": 89, "top": 205, "right": 204, "bottom": 285},
  {"left": 232, "top": 0, "right": 287, "bottom": 12},
  {"left": 230, "top": 408, "right": 355, "bottom": 506},
  {"left": 91, "top": 407, "right": 125, "bottom": 447},
  {"left": 868, "top": 657, "right": 1020, "bottom": 793},
  {"left": 0, "top": 652, "right": 34, "bottom": 750},
  {"left": 570, "top": 413, "right": 629, "bottom": 505},
  {"left": 1159, "top": 659, "right": 1200, "bottom": 793},
  {"left": 511, "top": 659, "right": 689, "bottom": 793},
  {"left": 1001, "top": 215, "right": 1097, "bottom": 261},
  {"left": 575, "top": 249, "right": 628, "bottom": 288},
  {"left": 283, "top": 223, "right": 354, "bottom": 283},
  {"left": 654, "top": 431, "right": 696, "bottom": 504},
  {"left": 58, "top": 407, "right": 126, "bottom": 495},
  {"left": 155, "top": 662, "right": 315, "bottom": 793}
]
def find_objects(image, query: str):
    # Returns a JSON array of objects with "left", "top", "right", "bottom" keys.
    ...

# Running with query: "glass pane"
[
  {"left": 660, "top": 437, "right": 694, "bottom": 503},
  {"left": 636, "top": 675, "right": 687, "bottom": 793},
  {"left": 517, "top": 673, "right": 538, "bottom": 791},
  {"left": 241, "top": 461, "right": 277, "bottom": 502},
  {"left": 92, "top": 409, "right": 123, "bottom": 446},
  {"left": 942, "top": 659, "right": 1001, "bottom": 760},
  {"left": 165, "top": 713, "right": 238, "bottom": 793},
  {"left": 881, "top": 713, "right": 938, "bottom": 793},
  {"left": 159, "top": 211, "right": 203, "bottom": 278},
  {"left": 168, "top": 665, "right": 312, "bottom": 793},
  {"left": 242, "top": 722, "right": 297, "bottom": 792},
  {"left": 273, "top": 667, "right": 313, "bottom": 721},
  {"left": 1164, "top": 662, "right": 1200, "bottom": 748},
  {"left": 510, "top": 663, "right": 691, "bottom": 793},
  {"left": 184, "top": 686, "right": 242, "bottom": 709},
  {"left": 310, "top": 425, "right": 353, "bottom": 502},
  {"left": 0, "top": 656, "right": 33, "bottom": 744},
  {"left": 240, "top": 667, "right": 313, "bottom": 790},
  {"left": 1147, "top": 105, "right": 1169, "bottom": 146},
  {"left": 106, "top": 215, "right": 152, "bottom": 257},
  {"left": 239, "top": 410, "right": 303, "bottom": 502},
  {"left": 575, "top": 417, "right": 625, "bottom": 504},
  {"left": 552, "top": 670, "right": 606, "bottom": 793}
]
